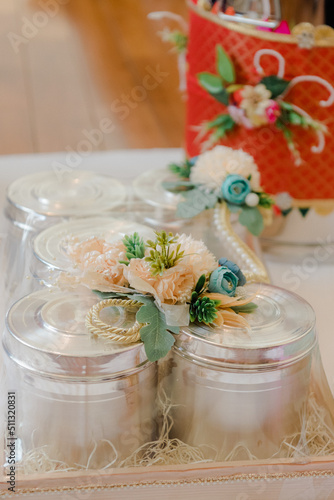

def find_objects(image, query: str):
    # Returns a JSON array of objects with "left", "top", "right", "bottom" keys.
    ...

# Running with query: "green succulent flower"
[
  {"left": 189, "top": 274, "right": 221, "bottom": 325},
  {"left": 190, "top": 295, "right": 220, "bottom": 325},
  {"left": 120, "top": 233, "right": 145, "bottom": 265}
]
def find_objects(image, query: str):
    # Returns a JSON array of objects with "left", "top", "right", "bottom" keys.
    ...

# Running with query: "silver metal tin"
[
  {"left": 3, "top": 289, "right": 157, "bottom": 468},
  {"left": 166, "top": 283, "right": 317, "bottom": 460},
  {"left": 4, "top": 170, "right": 127, "bottom": 300},
  {"left": 6, "top": 170, "right": 127, "bottom": 230},
  {"left": 31, "top": 217, "right": 154, "bottom": 288}
]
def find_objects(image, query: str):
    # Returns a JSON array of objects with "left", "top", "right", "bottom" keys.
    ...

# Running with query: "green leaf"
[
  {"left": 258, "top": 192, "right": 275, "bottom": 209},
  {"left": 207, "top": 115, "right": 235, "bottom": 139},
  {"left": 276, "top": 119, "right": 293, "bottom": 140},
  {"left": 198, "top": 72, "right": 224, "bottom": 94},
  {"left": 168, "top": 31, "right": 188, "bottom": 53},
  {"left": 287, "top": 111, "right": 304, "bottom": 126},
  {"left": 216, "top": 46, "right": 235, "bottom": 84},
  {"left": 195, "top": 274, "right": 206, "bottom": 294},
  {"left": 208, "top": 114, "right": 235, "bottom": 129},
  {"left": 260, "top": 76, "right": 290, "bottom": 99},
  {"left": 226, "top": 202, "right": 241, "bottom": 213},
  {"left": 209, "top": 88, "right": 229, "bottom": 106},
  {"left": 176, "top": 188, "right": 218, "bottom": 219},
  {"left": 169, "top": 160, "right": 193, "bottom": 179},
  {"left": 231, "top": 302, "right": 258, "bottom": 314},
  {"left": 280, "top": 102, "right": 294, "bottom": 111},
  {"left": 239, "top": 207, "right": 264, "bottom": 236},
  {"left": 282, "top": 127, "right": 293, "bottom": 140},
  {"left": 207, "top": 115, "right": 231, "bottom": 128},
  {"left": 135, "top": 296, "right": 179, "bottom": 362},
  {"left": 219, "top": 115, "right": 235, "bottom": 132}
]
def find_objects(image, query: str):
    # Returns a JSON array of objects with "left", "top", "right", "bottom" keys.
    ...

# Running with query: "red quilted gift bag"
[{"left": 185, "top": 0, "right": 334, "bottom": 205}]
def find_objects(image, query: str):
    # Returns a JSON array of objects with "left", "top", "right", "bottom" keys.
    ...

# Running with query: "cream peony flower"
[
  {"left": 172, "top": 234, "right": 217, "bottom": 284},
  {"left": 240, "top": 84, "right": 272, "bottom": 126},
  {"left": 124, "top": 234, "right": 217, "bottom": 304},
  {"left": 65, "top": 237, "right": 128, "bottom": 289},
  {"left": 190, "top": 146, "right": 261, "bottom": 191},
  {"left": 125, "top": 259, "right": 195, "bottom": 304}
]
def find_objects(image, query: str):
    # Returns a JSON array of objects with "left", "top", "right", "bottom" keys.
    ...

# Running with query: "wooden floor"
[
  {"left": 0, "top": 0, "right": 324, "bottom": 156},
  {"left": 0, "top": 0, "right": 188, "bottom": 155}
]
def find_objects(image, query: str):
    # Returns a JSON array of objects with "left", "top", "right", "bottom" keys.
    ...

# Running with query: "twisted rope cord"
[
  {"left": 214, "top": 204, "right": 270, "bottom": 284},
  {"left": 85, "top": 299, "right": 144, "bottom": 344}
]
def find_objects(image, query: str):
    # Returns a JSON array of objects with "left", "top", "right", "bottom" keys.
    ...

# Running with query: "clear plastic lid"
[
  {"left": 133, "top": 168, "right": 183, "bottom": 210},
  {"left": 175, "top": 283, "right": 317, "bottom": 370},
  {"left": 5, "top": 170, "right": 127, "bottom": 227},
  {"left": 4, "top": 289, "right": 149, "bottom": 380},
  {"left": 32, "top": 217, "right": 154, "bottom": 282}
]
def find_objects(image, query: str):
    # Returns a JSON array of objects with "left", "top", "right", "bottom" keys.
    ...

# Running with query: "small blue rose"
[
  {"left": 189, "top": 156, "right": 199, "bottom": 166},
  {"left": 222, "top": 174, "right": 251, "bottom": 205},
  {"left": 218, "top": 258, "right": 247, "bottom": 287},
  {"left": 209, "top": 266, "right": 238, "bottom": 297}
]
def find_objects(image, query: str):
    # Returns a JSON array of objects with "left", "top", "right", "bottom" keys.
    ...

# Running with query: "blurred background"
[{"left": 0, "top": 0, "right": 326, "bottom": 156}]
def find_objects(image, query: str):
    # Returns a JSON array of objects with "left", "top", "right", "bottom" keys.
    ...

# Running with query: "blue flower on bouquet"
[
  {"left": 209, "top": 266, "right": 238, "bottom": 297},
  {"left": 222, "top": 174, "right": 251, "bottom": 205},
  {"left": 218, "top": 258, "right": 246, "bottom": 287},
  {"left": 189, "top": 156, "right": 199, "bottom": 166}
]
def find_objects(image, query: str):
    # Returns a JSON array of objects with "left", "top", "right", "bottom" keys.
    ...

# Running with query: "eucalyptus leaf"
[
  {"left": 260, "top": 76, "right": 290, "bottom": 99},
  {"left": 176, "top": 188, "right": 218, "bottom": 219},
  {"left": 239, "top": 206, "right": 264, "bottom": 236},
  {"left": 135, "top": 296, "right": 179, "bottom": 362},
  {"left": 226, "top": 202, "right": 241, "bottom": 213},
  {"left": 216, "top": 46, "right": 235, "bottom": 84},
  {"left": 198, "top": 72, "right": 224, "bottom": 94}
]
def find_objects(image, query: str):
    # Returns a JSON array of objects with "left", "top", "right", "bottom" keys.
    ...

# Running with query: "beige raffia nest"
[{"left": 15, "top": 393, "right": 334, "bottom": 474}]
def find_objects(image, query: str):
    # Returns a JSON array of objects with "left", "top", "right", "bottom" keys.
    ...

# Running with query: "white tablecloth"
[{"left": 1, "top": 148, "right": 333, "bottom": 390}]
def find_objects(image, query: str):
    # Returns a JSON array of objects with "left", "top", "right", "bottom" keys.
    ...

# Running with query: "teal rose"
[
  {"left": 218, "top": 258, "right": 246, "bottom": 287},
  {"left": 222, "top": 174, "right": 251, "bottom": 205},
  {"left": 208, "top": 266, "right": 238, "bottom": 297}
]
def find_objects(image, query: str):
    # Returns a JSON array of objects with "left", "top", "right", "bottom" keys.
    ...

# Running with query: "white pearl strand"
[{"left": 214, "top": 204, "right": 270, "bottom": 284}]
